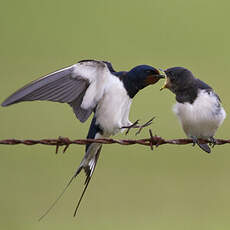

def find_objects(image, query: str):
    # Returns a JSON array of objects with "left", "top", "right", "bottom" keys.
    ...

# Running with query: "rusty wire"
[{"left": 0, "top": 130, "right": 229, "bottom": 153}]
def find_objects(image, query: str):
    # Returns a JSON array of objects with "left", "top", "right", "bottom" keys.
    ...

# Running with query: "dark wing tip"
[
  {"left": 1, "top": 98, "right": 14, "bottom": 107},
  {"left": 1, "top": 101, "right": 8, "bottom": 107},
  {"left": 1, "top": 92, "right": 25, "bottom": 107}
]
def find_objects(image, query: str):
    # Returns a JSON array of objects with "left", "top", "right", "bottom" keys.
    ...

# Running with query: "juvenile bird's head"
[
  {"left": 161, "top": 67, "right": 195, "bottom": 94},
  {"left": 123, "top": 65, "right": 165, "bottom": 98}
]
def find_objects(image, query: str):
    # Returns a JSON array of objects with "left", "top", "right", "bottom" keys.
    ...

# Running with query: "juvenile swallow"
[
  {"left": 161, "top": 67, "right": 226, "bottom": 153},
  {"left": 2, "top": 60, "right": 165, "bottom": 218}
]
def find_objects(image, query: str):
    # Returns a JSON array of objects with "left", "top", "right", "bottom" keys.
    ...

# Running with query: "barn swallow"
[
  {"left": 2, "top": 60, "right": 165, "bottom": 218},
  {"left": 160, "top": 67, "right": 226, "bottom": 153}
]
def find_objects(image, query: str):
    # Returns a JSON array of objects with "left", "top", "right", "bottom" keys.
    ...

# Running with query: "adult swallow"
[
  {"left": 2, "top": 59, "right": 165, "bottom": 218},
  {"left": 160, "top": 67, "right": 226, "bottom": 153}
]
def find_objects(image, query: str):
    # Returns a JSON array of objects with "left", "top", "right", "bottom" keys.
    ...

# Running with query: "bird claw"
[
  {"left": 209, "top": 137, "right": 217, "bottom": 148},
  {"left": 122, "top": 120, "right": 139, "bottom": 135},
  {"left": 191, "top": 136, "right": 198, "bottom": 147},
  {"left": 135, "top": 117, "right": 155, "bottom": 135},
  {"left": 121, "top": 117, "right": 155, "bottom": 135},
  {"left": 191, "top": 136, "right": 211, "bottom": 153}
]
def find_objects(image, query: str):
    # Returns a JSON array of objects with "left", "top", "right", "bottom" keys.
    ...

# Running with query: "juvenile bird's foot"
[
  {"left": 209, "top": 137, "right": 217, "bottom": 148},
  {"left": 191, "top": 136, "right": 211, "bottom": 154},
  {"left": 191, "top": 136, "right": 198, "bottom": 147},
  {"left": 121, "top": 117, "right": 155, "bottom": 135}
]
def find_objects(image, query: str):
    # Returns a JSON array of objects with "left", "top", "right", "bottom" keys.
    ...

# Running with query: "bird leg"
[
  {"left": 191, "top": 136, "right": 211, "bottom": 153},
  {"left": 191, "top": 136, "right": 198, "bottom": 147},
  {"left": 121, "top": 117, "right": 155, "bottom": 135},
  {"left": 209, "top": 137, "right": 217, "bottom": 148}
]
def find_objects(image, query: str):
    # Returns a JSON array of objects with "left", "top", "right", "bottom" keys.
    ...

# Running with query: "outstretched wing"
[{"left": 2, "top": 60, "right": 112, "bottom": 122}]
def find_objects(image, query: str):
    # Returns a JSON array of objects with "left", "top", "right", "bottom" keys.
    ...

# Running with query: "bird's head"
[
  {"left": 160, "top": 67, "right": 195, "bottom": 94},
  {"left": 127, "top": 65, "right": 165, "bottom": 89}
]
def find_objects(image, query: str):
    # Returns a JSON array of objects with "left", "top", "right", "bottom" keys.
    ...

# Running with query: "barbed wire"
[{"left": 0, "top": 130, "right": 229, "bottom": 153}]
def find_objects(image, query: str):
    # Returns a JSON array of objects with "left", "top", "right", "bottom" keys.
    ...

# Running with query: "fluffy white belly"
[
  {"left": 95, "top": 79, "right": 132, "bottom": 136},
  {"left": 173, "top": 90, "right": 226, "bottom": 138}
]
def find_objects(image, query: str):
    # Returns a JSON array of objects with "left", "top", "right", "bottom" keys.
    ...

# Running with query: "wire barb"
[{"left": 149, "top": 129, "right": 154, "bottom": 150}]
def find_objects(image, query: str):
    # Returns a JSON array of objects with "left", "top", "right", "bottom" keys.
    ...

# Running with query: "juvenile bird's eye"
[{"left": 169, "top": 72, "right": 176, "bottom": 82}]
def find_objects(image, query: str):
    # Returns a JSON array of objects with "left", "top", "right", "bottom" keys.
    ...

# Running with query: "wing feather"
[{"left": 68, "top": 89, "right": 92, "bottom": 122}]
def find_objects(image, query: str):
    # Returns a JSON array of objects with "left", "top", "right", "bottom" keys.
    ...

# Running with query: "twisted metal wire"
[{"left": 0, "top": 130, "right": 229, "bottom": 153}]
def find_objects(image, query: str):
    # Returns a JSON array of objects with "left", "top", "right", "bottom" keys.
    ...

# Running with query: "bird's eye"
[
  {"left": 169, "top": 72, "right": 176, "bottom": 82},
  {"left": 145, "top": 69, "right": 153, "bottom": 74}
]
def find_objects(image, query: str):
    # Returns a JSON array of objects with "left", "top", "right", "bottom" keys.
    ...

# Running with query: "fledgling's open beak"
[
  {"left": 160, "top": 70, "right": 171, "bottom": 91},
  {"left": 160, "top": 77, "right": 171, "bottom": 91}
]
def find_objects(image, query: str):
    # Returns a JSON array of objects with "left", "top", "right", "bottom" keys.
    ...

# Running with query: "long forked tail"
[
  {"left": 38, "top": 145, "right": 102, "bottom": 221},
  {"left": 73, "top": 145, "right": 102, "bottom": 216},
  {"left": 38, "top": 167, "right": 81, "bottom": 221}
]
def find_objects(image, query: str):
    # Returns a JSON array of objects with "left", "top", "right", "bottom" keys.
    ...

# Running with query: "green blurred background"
[{"left": 0, "top": 0, "right": 230, "bottom": 229}]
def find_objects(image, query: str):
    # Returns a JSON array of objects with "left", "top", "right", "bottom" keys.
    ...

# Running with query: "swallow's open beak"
[
  {"left": 154, "top": 74, "right": 165, "bottom": 79},
  {"left": 145, "top": 69, "right": 166, "bottom": 86},
  {"left": 157, "top": 68, "right": 167, "bottom": 79},
  {"left": 160, "top": 70, "right": 171, "bottom": 91}
]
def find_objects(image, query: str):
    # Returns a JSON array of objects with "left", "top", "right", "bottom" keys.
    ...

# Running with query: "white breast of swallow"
[
  {"left": 173, "top": 89, "right": 226, "bottom": 138},
  {"left": 95, "top": 76, "right": 132, "bottom": 136}
]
